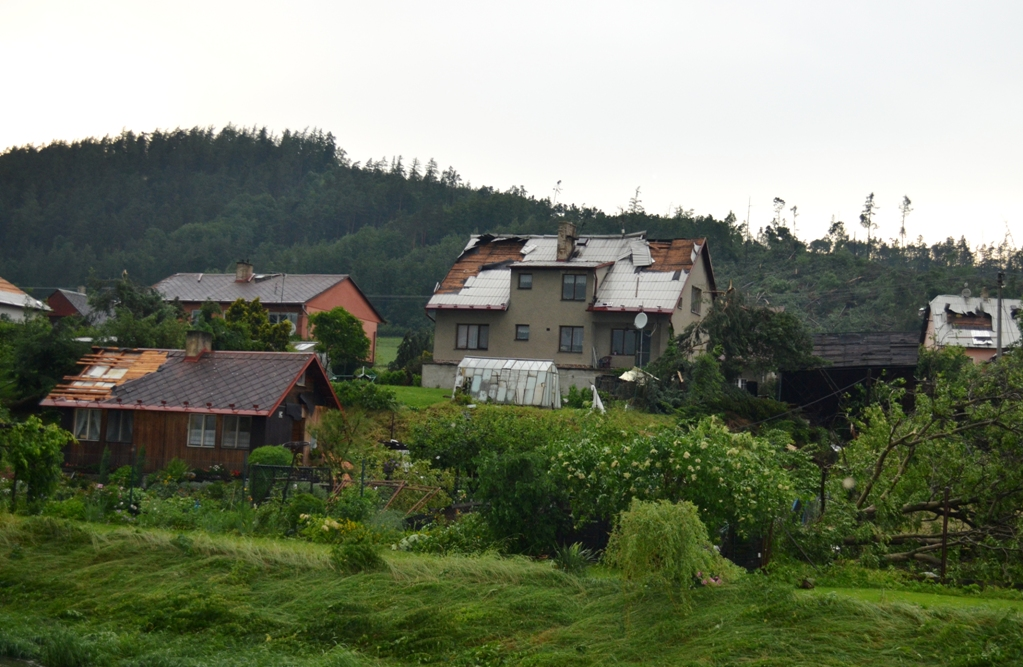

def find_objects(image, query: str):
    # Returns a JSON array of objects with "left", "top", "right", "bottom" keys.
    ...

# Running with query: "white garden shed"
[{"left": 453, "top": 357, "right": 561, "bottom": 409}]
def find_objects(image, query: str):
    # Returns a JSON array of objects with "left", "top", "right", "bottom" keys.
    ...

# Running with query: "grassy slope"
[
  {"left": 392, "top": 386, "right": 452, "bottom": 408},
  {"left": 3, "top": 517, "right": 1023, "bottom": 666},
  {"left": 374, "top": 337, "right": 401, "bottom": 370}
]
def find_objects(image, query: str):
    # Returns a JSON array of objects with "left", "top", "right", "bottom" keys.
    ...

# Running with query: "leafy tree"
[
  {"left": 90, "top": 276, "right": 188, "bottom": 349},
  {"left": 0, "top": 314, "right": 89, "bottom": 405},
  {"left": 309, "top": 307, "right": 369, "bottom": 375},
  {"left": 0, "top": 411, "right": 72, "bottom": 509},
  {"left": 673, "top": 289, "right": 817, "bottom": 381},
  {"left": 193, "top": 298, "right": 291, "bottom": 351},
  {"left": 388, "top": 329, "right": 432, "bottom": 374}
]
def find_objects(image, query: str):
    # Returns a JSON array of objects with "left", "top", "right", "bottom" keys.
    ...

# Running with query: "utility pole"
[{"left": 997, "top": 271, "right": 1005, "bottom": 358}]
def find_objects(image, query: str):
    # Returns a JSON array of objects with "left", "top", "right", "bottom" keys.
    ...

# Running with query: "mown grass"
[
  {"left": 3, "top": 516, "right": 1023, "bottom": 666},
  {"left": 392, "top": 386, "right": 452, "bottom": 409},
  {"left": 374, "top": 337, "right": 401, "bottom": 370}
]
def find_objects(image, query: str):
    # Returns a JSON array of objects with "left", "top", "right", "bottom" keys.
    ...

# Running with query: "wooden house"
[{"left": 40, "top": 331, "right": 341, "bottom": 472}]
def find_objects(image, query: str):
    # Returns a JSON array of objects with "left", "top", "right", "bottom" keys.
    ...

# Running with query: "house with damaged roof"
[
  {"left": 41, "top": 331, "right": 341, "bottom": 472},
  {"left": 422, "top": 221, "right": 716, "bottom": 390},
  {"left": 920, "top": 293, "right": 1022, "bottom": 363},
  {"left": 0, "top": 275, "right": 49, "bottom": 321},
  {"left": 153, "top": 262, "right": 385, "bottom": 363}
]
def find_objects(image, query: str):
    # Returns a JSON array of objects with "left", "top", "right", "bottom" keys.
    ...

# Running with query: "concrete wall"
[{"left": 670, "top": 248, "right": 714, "bottom": 335}]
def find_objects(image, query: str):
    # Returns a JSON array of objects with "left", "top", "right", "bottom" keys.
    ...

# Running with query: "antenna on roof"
[{"left": 552, "top": 180, "right": 562, "bottom": 206}]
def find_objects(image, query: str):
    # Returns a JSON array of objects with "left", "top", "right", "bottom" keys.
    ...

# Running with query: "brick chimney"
[
  {"left": 184, "top": 330, "right": 213, "bottom": 361},
  {"left": 557, "top": 220, "right": 577, "bottom": 261},
  {"left": 235, "top": 260, "right": 254, "bottom": 282}
]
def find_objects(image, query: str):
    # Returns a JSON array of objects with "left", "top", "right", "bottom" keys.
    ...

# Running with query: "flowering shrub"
[
  {"left": 391, "top": 512, "right": 500, "bottom": 555},
  {"left": 550, "top": 416, "right": 814, "bottom": 537},
  {"left": 298, "top": 515, "right": 371, "bottom": 544}
]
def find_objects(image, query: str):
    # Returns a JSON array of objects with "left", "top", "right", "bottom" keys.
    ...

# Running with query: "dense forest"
[{"left": 1, "top": 126, "right": 1019, "bottom": 333}]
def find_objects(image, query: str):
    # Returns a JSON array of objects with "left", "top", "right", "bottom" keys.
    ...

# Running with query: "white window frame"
[
  {"left": 187, "top": 414, "right": 217, "bottom": 448},
  {"left": 456, "top": 324, "right": 489, "bottom": 350},
  {"left": 269, "top": 312, "right": 298, "bottom": 333},
  {"left": 222, "top": 415, "right": 252, "bottom": 449},
  {"left": 74, "top": 409, "right": 102, "bottom": 442}
]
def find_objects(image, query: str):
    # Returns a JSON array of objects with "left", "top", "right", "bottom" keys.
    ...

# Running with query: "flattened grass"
[{"left": 3, "top": 517, "right": 1023, "bottom": 665}]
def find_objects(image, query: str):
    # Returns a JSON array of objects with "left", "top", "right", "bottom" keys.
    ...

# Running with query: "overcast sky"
[{"left": 2, "top": 1, "right": 1021, "bottom": 245}]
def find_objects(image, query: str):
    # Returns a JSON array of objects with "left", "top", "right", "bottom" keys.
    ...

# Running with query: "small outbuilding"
[{"left": 453, "top": 357, "right": 561, "bottom": 408}]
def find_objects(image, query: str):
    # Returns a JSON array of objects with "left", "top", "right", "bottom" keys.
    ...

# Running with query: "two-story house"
[
  {"left": 920, "top": 293, "right": 1021, "bottom": 363},
  {"left": 153, "top": 262, "right": 386, "bottom": 363},
  {"left": 422, "top": 221, "right": 716, "bottom": 390}
]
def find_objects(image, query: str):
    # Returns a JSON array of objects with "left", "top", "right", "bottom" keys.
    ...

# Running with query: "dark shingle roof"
[
  {"left": 812, "top": 332, "right": 919, "bottom": 368},
  {"left": 154, "top": 273, "right": 349, "bottom": 305},
  {"left": 106, "top": 350, "right": 314, "bottom": 415},
  {"left": 54, "top": 289, "right": 108, "bottom": 324}
]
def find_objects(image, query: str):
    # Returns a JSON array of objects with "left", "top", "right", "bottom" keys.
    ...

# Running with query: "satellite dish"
[{"left": 633, "top": 312, "right": 648, "bottom": 329}]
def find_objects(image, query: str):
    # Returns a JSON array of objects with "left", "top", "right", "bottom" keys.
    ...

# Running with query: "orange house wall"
[{"left": 305, "top": 281, "right": 383, "bottom": 363}]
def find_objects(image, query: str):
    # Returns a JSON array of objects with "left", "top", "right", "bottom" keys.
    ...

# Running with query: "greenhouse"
[{"left": 453, "top": 357, "right": 561, "bottom": 408}]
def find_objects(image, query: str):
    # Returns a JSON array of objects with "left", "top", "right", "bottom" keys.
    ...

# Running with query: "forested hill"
[{"left": 1, "top": 127, "right": 1019, "bottom": 332}]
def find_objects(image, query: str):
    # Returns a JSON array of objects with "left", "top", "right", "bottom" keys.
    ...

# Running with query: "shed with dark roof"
[{"left": 41, "top": 332, "right": 341, "bottom": 472}]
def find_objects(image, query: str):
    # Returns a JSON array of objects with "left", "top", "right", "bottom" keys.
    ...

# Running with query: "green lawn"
[
  {"left": 392, "top": 385, "right": 451, "bottom": 408},
  {"left": 4, "top": 516, "right": 1023, "bottom": 666},
  {"left": 374, "top": 336, "right": 402, "bottom": 369},
  {"left": 804, "top": 586, "right": 1023, "bottom": 611}
]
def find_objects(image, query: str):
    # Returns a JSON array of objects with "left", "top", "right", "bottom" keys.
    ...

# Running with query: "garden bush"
[
  {"left": 605, "top": 498, "right": 729, "bottom": 588},
  {"left": 392, "top": 512, "right": 502, "bottom": 555},
  {"left": 332, "top": 380, "right": 398, "bottom": 411},
  {"left": 248, "top": 446, "right": 293, "bottom": 503}
]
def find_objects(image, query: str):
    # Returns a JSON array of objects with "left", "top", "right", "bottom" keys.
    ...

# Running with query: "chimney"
[
  {"left": 184, "top": 330, "right": 213, "bottom": 361},
  {"left": 235, "top": 260, "right": 254, "bottom": 282},
  {"left": 77, "top": 285, "right": 86, "bottom": 294},
  {"left": 557, "top": 220, "right": 577, "bottom": 261}
]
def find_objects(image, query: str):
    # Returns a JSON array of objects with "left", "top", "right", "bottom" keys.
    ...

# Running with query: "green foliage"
[
  {"left": 248, "top": 445, "right": 294, "bottom": 503},
  {"left": 563, "top": 385, "right": 587, "bottom": 409},
  {"left": 673, "top": 289, "right": 818, "bottom": 381},
  {"left": 393, "top": 513, "right": 501, "bottom": 555},
  {"left": 97, "top": 446, "right": 111, "bottom": 485},
  {"left": 311, "top": 307, "right": 370, "bottom": 376},
  {"left": 150, "top": 458, "right": 190, "bottom": 486},
  {"left": 90, "top": 276, "right": 188, "bottom": 349},
  {"left": 551, "top": 415, "right": 815, "bottom": 536},
  {"left": 0, "top": 415, "right": 71, "bottom": 510},
  {"left": 553, "top": 542, "right": 595, "bottom": 575},
  {"left": 330, "top": 381, "right": 397, "bottom": 411},
  {"left": 329, "top": 529, "right": 384, "bottom": 574},
  {"left": 475, "top": 449, "right": 569, "bottom": 555},
  {"left": 388, "top": 330, "right": 432, "bottom": 375},
  {"left": 194, "top": 297, "right": 292, "bottom": 351},
  {"left": 0, "top": 314, "right": 89, "bottom": 403},
  {"left": 605, "top": 499, "right": 722, "bottom": 588}
]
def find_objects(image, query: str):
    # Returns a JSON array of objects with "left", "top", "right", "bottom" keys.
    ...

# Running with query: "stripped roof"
[
  {"left": 41, "top": 348, "right": 337, "bottom": 416},
  {"left": 922, "top": 295, "right": 1022, "bottom": 349},
  {"left": 0, "top": 276, "right": 49, "bottom": 311},
  {"left": 427, "top": 233, "right": 709, "bottom": 312}
]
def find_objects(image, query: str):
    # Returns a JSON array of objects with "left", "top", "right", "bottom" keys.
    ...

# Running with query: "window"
[
  {"left": 515, "top": 324, "right": 530, "bottom": 341},
  {"left": 562, "top": 274, "right": 587, "bottom": 301},
  {"left": 559, "top": 326, "right": 584, "bottom": 353},
  {"left": 191, "top": 309, "right": 202, "bottom": 324},
  {"left": 518, "top": 273, "right": 532, "bottom": 289},
  {"left": 188, "top": 414, "right": 217, "bottom": 448},
  {"left": 456, "top": 324, "right": 489, "bottom": 350},
  {"left": 611, "top": 329, "right": 639, "bottom": 356},
  {"left": 106, "top": 411, "right": 134, "bottom": 443},
  {"left": 269, "top": 312, "right": 298, "bottom": 333},
  {"left": 74, "top": 409, "right": 101, "bottom": 441},
  {"left": 691, "top": 286, "right": 703, "bottom": 315},
  {"left": 222, "top": 415, "right": 252, "bottom": 449}
]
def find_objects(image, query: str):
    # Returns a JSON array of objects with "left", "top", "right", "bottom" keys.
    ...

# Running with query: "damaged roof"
[
  {"left": 0, "top": 276, "right": 49, "bottom": 312},
  {"left": 41, "top": 348, "right": 338, "bottom": 416},
  {"left": 922, "top": 294, "right": 1022, "bottom": 349},
  {"left": 427, "top": 233, "right": 710, "bottom": 312}
]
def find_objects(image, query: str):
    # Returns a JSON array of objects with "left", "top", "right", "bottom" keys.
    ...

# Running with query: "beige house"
[{"left": 422, "top": 222, "right": 716, "bottom": 390}]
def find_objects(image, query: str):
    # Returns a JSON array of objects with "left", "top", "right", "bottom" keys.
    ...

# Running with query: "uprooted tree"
[{"left": 804, "top": 347, "right": 1023, "bottom": 580}]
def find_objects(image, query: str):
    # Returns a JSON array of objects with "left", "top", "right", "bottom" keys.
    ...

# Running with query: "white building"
[{"left": 0, "top": 276, "right": 49, "bottom": 321}]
